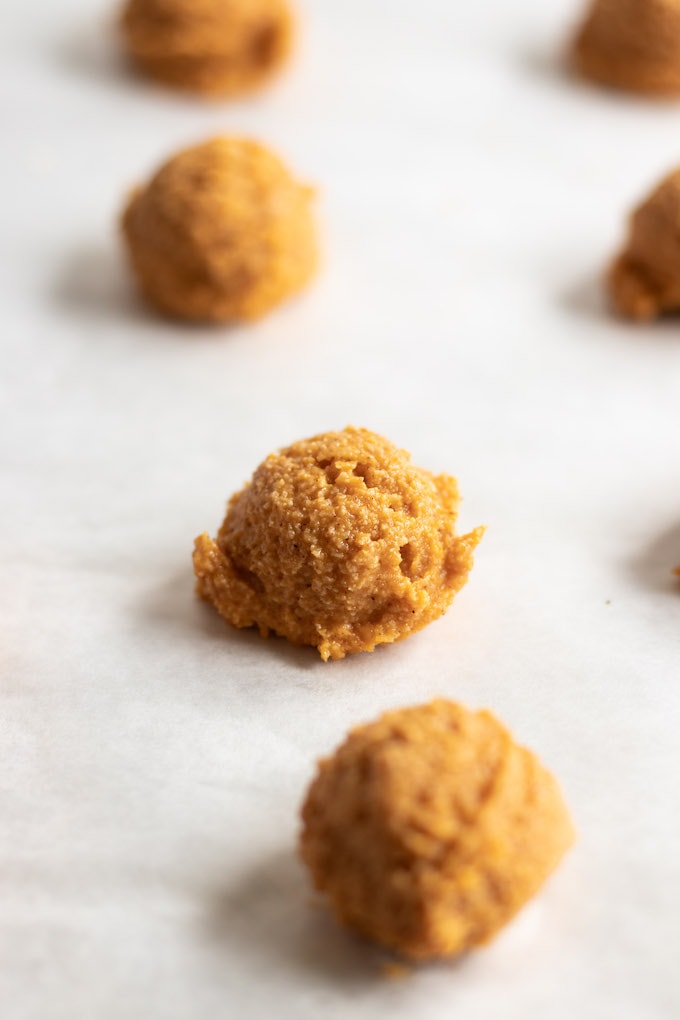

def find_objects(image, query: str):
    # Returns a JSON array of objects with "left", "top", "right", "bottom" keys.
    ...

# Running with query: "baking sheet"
[{"left": 2, "top": 1, "right": 680, "bottom": 1017}]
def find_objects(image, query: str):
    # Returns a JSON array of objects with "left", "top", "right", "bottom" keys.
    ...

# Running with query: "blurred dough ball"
[
  {"left": 120, "top": 0, "right": 294, "bottom": 96},
  {"left": 608, "top": 168, "right": 680, "bottom": 320},
  {"left": 572, "top": 0, "right": 680, "bottom": 95},
  {"left": 193, "top": 427, "right": 484, "bottom": 660},
  {"left": 121, "top": 136, "right": 317, "bottom": 322},
  {"left": 300, "top": 700, "right": 575, "bottom": 960}
]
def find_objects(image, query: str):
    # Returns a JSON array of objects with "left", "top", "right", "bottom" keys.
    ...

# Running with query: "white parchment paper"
[{"left": 2, "top": 1, "right": 679, "bottom": 1017}]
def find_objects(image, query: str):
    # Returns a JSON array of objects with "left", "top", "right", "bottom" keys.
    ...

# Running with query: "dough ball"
[
  {"left": 572, "top": 0, "right": 680, "bottom": 95},
  {"left": 608, "top": 168, "right": 680, "bottom": 320},
  {"left": 300, "top": 700, "right": 574, "bottom": 960},
  {"left": 193, "top": 427, "right": 484, "bottom": 661},
  {"left": 120, "top": 0, "right": 294, "bottom": 96},
  {"left": 121, "top": 136, "right": 317, "bottom": 322}
]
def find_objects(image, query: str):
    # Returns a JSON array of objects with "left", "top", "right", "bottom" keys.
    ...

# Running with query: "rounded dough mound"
[
  {"left": 120, "top": 0, "right": 294, "bottom": 96},
  {"left": 608, "top": 168, "right": 680, "bottom": 320},
  {"left": 572, "top": 0, "right": 680, "bottom": 95},
  {"left": 193, "top": 427, "right": 484, "bottom": 661},
  {"left": 121, "top": 136, "right": 317, "bottom": 322},
  {"left": 300, "top": 700, "right": 574, "bottom": 960}
]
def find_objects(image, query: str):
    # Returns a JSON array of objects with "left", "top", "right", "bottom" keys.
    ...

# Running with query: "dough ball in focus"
[
  {"left": 608, "top": 168, "right": 680, "bottom": 320},
  {"left": 121, "top": 136, "right": 317, "bottom": 322},
  {"left": 572, "top": 0, "right": 680, "bottom": 95},
  {"left": 300, "top": 700, "right": 574, "bottom": 960},
  {"left": 121, "top": 0, "right": 294, "bottom": 96},
  {"left": 193, "top": 427, "right": 484, "bottom": 661}
]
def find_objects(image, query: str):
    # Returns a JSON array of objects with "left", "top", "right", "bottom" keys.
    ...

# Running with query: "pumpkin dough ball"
[
  {"left": 608, "top": 168, "right": 680, "bottom": 320},
  {"left": 121, "top": 136, "right": 317, "bottom": 322},
  {"left": 120, "top": 0, "right": 294, "bottom": 96},
  {"left": 300, "top": 700, "right": 574, "bottom": 961},
  {"left": 193, "top": 427, "right": 484, "bottom": 661},
  {"left": 572, "top": 0, "right": 680, "bottom": 95}
]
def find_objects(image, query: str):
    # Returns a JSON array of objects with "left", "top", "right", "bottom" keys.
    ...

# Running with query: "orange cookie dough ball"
[
  {"left": 193, "top": 427, "right": 484, "bottom": 661},
  {"left": 572, "top": 0, "right": 680, "bottom": 95},
  {"left": 121, "top": 137, "right": 317, "bottom": 322},
  {"left": 300, "top": 700, "right": 574, "bottom": 961},
  {"left": 120, "top": 0, "right": 294, "bottom": 96},
  {"left": 608, "top": 168, "right": 680, "bottom": 320}
]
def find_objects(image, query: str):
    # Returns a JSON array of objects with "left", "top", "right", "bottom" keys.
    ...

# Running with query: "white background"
[{"left": 2, "top": 1, "right": 680, "bottom": 1017}]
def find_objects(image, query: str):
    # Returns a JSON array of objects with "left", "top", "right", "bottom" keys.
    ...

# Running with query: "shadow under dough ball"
[
  {"left": 572, "top": 0, "right": 680, "bottom": 95},
  {"left": 300, "top": 700, "right": 575, "bottom": 961},
  {"left": 121, "top": 136, "right": 317, "bottom": 322},
  {"left": 608, "top": 168, "right": 680, "bottom": 320},
  {"left": 193, "top": 427, "right": 484, "bottom": 661},
  {"left": 120, "top": 0, "right": 294, "bottom": 96}
]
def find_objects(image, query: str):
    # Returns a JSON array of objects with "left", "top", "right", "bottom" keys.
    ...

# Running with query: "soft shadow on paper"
[
  {"left": 54, "top": 246, "right": 240, "bottom": 339},
  {"left": 54, "top": 245, "right": 229, "bottom": 339},
  {"left": 562, "top": 272, "right": 680, "bottom": 332},
  {"left": 142, "top": 565, "right": 234, "bottom": 645},
  {"left": 518, "top": 42, "right": 646, "bottom": 105},
  {"left": 206, "top": 850, "right": 389, "bottom": 987},
  {"left": 142, "top": 564, "right": 324, "bottom": 670},
  {"left": 631, "top": 520, "right": 680, "bottom": 593},
  {"left": 560, "top": 273, "right": 610, "bottom": 322},
  {"left": 519, "top": 46, "right": 572, "bottom": 88},
  {"left": 58, "top": 18, "right": 134, "bottom": 91},
  {"left": 53, "top": 245, "right": 153, "bottom": 327}
]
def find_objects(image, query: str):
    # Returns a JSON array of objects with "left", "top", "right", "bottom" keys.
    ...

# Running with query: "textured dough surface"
[
  {"left": 193, "top": 427, "right": 484, "bottom": 660},
  {"left": 608, "top": 168, "right": 680, "bottom": 320},
  {"left": 121, "top": 0, "right": 294, "bottom": 96},
  {"left": 300, "top": 700, "right": 575, "bottom": 960},
  {"left": 572, "top": 0, "right": 680, "bottom": 95},
  {"left": 121, "top": 136, "right": 317, "bottom": 322}
]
